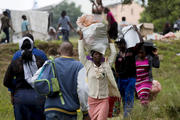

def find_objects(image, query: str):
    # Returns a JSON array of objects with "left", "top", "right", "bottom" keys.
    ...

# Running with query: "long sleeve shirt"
[{"left": 78, "top": 40, "right": 120, "bottom": 98}]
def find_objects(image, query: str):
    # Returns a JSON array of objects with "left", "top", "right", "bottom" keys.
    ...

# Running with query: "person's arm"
[
  {"left": 25, "top": 21, "right": 29, "bottom": 31},
  {"left": 68, "top": 22, "right": 75, "bottom": 32},
  {"left": 152, "top": 50, "right": 160, "bottom": 68},
  {"left": 3, "top": 62, "right": 14, "bottom": 88},
  {"left": 108, "top": 39, "right": 117, "bottom": 66},
  {"left": 133, "top": 25, "right": 143, "bottom": 43},
  {"left": 77, "top": 67, "right": 89, "bottom": 120},
  {"left": 77, "top": 31, "right": 87, "bottom": 65},
  {"left": 57, "top": 18, "right": 62, "bottom": 31},
  {"left": 107, "top": 13, "right": 111, "bottom": 30},
  {"left": 67, "top": 16, "right": 75, "bottom": 32},
  {"left": 57, "top": 23, "right": 61, "bottom": 31},
  {"left": 12, "top": 50, "right": 21, "bottom": 61},
  {"left": 8, "top": 19, "right": 15, "bottom": 32}
]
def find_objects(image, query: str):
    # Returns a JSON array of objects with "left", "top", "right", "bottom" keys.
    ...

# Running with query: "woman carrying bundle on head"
[{"left": 77, "top": 29, "right": 120, "bottom": 120}]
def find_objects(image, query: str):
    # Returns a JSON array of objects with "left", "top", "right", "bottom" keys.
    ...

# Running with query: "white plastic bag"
[
  {"left": 82, "top": 23, "right": 108, "bottom": 55},
  {"left": 122, "top": 25, "right": 140, "bottom": 48}
]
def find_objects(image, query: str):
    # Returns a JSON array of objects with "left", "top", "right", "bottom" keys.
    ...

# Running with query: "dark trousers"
[
  {"left": 61, "top": 29, "right": 69, "bottom": 41},
  {"left": 117, "top": 77, "right": 136, "bottom": 117},
  {"left": 3, "top": 28, "right": 9, "bottom": 43},
  {"left": 13, "top": 89, "right": 45, "bottom": 120}
]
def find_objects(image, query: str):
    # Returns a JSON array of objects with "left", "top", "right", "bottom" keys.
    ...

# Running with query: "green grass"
[{"left": 0, "top": 38, "right": 180, "bottom": 120}]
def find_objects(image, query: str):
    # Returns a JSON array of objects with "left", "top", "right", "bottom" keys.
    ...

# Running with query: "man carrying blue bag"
[{"left": 32, "top": 41, "right": 90, "bottom": 120}]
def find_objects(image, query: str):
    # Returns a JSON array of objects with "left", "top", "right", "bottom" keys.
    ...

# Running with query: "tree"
[
  {"left": 50, "top": 0, "right": 82, "bottom": 30},
  {"left": 139, "top": 0, "right": 180, "bottom": 32}
]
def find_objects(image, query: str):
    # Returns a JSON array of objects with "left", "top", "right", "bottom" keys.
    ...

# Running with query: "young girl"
[
  {"left": 135, "top": 45, "right": 160, "bottom": 107},
  {"left": 115, "top": 38, "right": 136, "bottom": 117}
]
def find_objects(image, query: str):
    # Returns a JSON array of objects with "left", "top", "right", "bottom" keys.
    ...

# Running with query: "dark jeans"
[
  {"left": 61, "top": 29, "right": 69, "bottom": 41},
  {"left": 117, "top": 77, "right": 136, "bottom": 117},
  {"left": 13, "top": 89, "right": 45, "bottom": 120},
  {"left": 3, "top": 28, "right": 9, "bottom": 43},
  {"left": 46, "top": 112, "right": 77, "bottom": 120}
]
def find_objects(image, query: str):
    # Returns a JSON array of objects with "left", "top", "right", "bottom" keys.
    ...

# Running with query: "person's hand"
[
  {"left": 77, "top": 30, "right": 83, "bottom": 40},
  {"left": 108, "top": 37, "right": 113, "bottom": 43},
  {"left": 72, "top": 28, "right": 76, "bottom": 33},
  {"left": 152, "top": 49, "right": 158, "bottom": 55},
  {"left": 10, "top": 93, "right": 14, "bottom": 105},
  {"left": 133, "top": 25, "right": 138, "bottom": 31}
]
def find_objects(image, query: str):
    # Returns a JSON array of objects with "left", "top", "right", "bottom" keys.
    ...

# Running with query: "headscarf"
[{"left": 19, "top": 37, "right": 37, "bottom": 88}]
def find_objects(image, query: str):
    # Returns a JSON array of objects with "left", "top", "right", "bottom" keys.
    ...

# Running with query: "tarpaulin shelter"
[{"left": 10, "top": 10, "right": 49, "bottom": 43}]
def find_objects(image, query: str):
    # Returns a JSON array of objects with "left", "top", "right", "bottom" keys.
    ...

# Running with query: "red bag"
[{"left": 108, "top": 96, "right": 121, "bottom": 118}]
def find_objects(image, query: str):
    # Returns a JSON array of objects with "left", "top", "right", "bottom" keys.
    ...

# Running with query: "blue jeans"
[
  {"left": 117, "top": 77, "right": 136, "bottom": 117},
  {"left": 46, "top": 112, "right": 77, "bottom": 120},
  {"left": 13, "top": 89, "right": 45, "bottom": 120},
  {"left": 61, "top": 29, "right": 69, "bottom": 41}
]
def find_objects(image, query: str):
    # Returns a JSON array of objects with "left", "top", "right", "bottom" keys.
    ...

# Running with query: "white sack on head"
[
  {"left": 122, "top": 25, "right": 140, "bottom": 48},
  {"left": 82, "top": 23, "right": 108, "bottom": 55}
]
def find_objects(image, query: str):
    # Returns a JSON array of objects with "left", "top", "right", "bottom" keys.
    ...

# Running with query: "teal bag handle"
[{"left": 49, "top": 56, "right": 65, "bottom": 105}]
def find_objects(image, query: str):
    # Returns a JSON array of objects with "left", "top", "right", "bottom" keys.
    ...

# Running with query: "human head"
[
  {"left": 20, "top": 37, "right": 34, "bottom": 62},
  {"left": 116, "top": 38, "right": 127, "bottom": 52},
  {"left": 23, "top": 33, "right": 34, "bottom": 42},
  {"left": 137, "top": 45, "right": 146, "bottom": 59},
  {"left": 61, "top": 10, "right": 66, "bottom": 18},
  {"left": 91, "top": 50, "right": 103, "bottom": 63},
  {"left": 22, "top": 15, "right": 27, "bottom": 20},
  {"left": 3, "top": 11, "right": 8, "bottom": 16},
  {"left": 58, "top": 41, "right": 73, "bottom": 56},
  {"left": 122, "top": 17, "right": 126, "bottom": 21},
  {"left": 104, "top": 7, "right": 110, "bottom": 14},
  {"left": 164, "top": 22, "right": 171, "bottom": 28}
]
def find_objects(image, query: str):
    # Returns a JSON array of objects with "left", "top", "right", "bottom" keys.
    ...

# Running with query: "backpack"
[{"left": 34, "top": 58, "right": 65, "bottom": 105}]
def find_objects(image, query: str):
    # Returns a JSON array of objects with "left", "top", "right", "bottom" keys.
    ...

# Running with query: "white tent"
[{"left": 10, "top": 10, "right": 49, "bottom": 43}]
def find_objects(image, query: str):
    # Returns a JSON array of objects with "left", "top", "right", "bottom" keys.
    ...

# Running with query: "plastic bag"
[
  {"left": 122, "top": 25, "right": 140, "bottom": 48},
  {"left": 76, "top": 14, "right": 100, "bottom": 29},
  {"left": 150, "top": 80, "right": 162, "bottom": 101},
  {"left": 81, "top": 23, "right": 108, "bottom": 55}
]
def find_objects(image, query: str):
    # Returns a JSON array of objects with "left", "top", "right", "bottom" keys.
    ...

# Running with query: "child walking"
[
  {"left": 135, "top": 45, "right": 160, "bottom": 107},
  {"left": 115, "top": 38, "right": 136, "bottom": 117}
]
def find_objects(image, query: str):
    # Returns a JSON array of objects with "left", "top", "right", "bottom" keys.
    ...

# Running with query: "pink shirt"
[{"left": 107, "top": 12, "right": 116, "bottom": 24}]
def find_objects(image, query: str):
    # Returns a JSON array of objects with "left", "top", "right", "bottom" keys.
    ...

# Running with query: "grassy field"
[{"left": 0, "top": 37, "right": 180, "bottom": 120}]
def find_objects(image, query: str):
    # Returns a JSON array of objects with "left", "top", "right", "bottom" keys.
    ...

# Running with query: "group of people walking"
[{"left": 3, "top": 0, "right": 160, "bottom": 120}]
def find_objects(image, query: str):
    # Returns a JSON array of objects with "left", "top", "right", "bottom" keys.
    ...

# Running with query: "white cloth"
[
  {"left": 19, "top": 36, "right": 38, "bottom": 87},
  {"left": 19, "top": 37, "right": 34, "bottom": 50},
  {"left": 77, "top": 67, "right": 89, "bottom": 111},
  {"left": 23, "top": 55, "right": 38, "bottom": 87}
]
